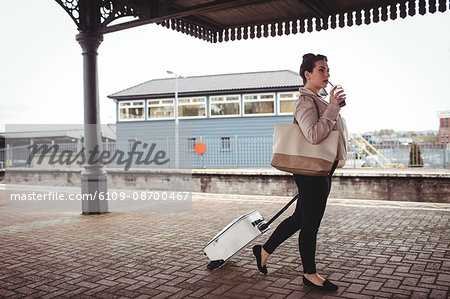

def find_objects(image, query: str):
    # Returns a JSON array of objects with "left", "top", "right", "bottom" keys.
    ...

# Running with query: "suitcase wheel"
[{"left": 207, "top": 260, "right": 225, "bottom": 270}]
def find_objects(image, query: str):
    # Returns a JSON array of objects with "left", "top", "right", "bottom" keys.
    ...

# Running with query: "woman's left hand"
[{"left": 329, "top": 86, "right": 346, "bottom": 107}]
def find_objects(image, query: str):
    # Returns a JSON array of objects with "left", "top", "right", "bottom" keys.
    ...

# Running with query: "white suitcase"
[{"left": 203, "top": 194, "right": 299, "bottom": 270}]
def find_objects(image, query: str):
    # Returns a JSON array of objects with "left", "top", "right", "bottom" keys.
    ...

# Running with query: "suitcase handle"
[{"left": 258, "top": 194, "right": 299, "bottom": 232}]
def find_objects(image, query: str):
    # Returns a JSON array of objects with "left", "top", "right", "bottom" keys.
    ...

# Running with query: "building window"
[
  {"left": 128, "top": 139, "right": 137, "bottom": 151},
  {"left": 147, "top": 99, "right": 174, "bottom": 119},
  {"left": 119, "top": 101, "right": 145, "bottom": 121},
  {"left": 178, "top": 97, "right": 206, "bottom": 118},
  {"left": 278, "top": 92, "right": 299, "bottom": 114},
  {"left": 210, "top": 95, "right": 241, "bottom": 117},
  {"left": 221, "top": 137, "right": 231, "bottom": 151},
  {"left": 446, "top": 118, "right": 449, "bottom": 128},
  {"left": 243, "top": 93, "right": 275, "bottom": 116},
  {"left": 188, "top": 138, "right": 196, "bottom": 151}
]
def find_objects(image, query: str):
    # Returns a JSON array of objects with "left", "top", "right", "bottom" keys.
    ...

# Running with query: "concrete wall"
[
  {"left": 3, "top": 168, "right": 450, "bottom": 203},
  {"left": 330, "top": 174, "right": 449, "bottom": 203}
]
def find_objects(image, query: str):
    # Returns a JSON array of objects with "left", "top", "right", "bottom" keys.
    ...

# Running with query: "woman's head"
[{"left": 299, "top": 53, "right": 328, "bottom": 86}]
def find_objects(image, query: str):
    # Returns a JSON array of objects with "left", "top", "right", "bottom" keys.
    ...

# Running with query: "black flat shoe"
[
  {"left": 303, "top": 275, "right": 339, "bottom": 291},
  {"left": 252, "top": 245, "right": 267, "bottom": 275}
]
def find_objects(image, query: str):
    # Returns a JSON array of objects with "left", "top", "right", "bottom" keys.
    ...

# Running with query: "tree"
[
  {"left": 370, "top": 129, "right": 395, "bottom": 136},
  {"left": 408, "top": 142, "right": 424, "bottom": 167}
]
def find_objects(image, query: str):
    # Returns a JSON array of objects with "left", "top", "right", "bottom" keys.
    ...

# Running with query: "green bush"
[{"left": 409, "top": 142, "right": 424, "bottom": 167}]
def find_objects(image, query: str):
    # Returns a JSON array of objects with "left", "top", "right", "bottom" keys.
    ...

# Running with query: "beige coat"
[{"left": 293, "top": 87, "right": 347, "bottom": 162}]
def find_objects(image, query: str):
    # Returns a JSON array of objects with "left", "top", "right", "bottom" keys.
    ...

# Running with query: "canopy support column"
[{"left": 76, "top": 32, "right": 108, "bottom": 214}]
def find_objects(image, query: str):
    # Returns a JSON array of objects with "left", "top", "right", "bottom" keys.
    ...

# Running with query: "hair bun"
[{"left": 302, "top": 53, "right": 315, "bottom": 60}]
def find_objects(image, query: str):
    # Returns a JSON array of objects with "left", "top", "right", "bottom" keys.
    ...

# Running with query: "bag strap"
[
  {"left": 258, "top": 194, "right": 299, "bottom": 232},
  {"left": 293, "top": 95, "right": 320, "bottom": 124}
]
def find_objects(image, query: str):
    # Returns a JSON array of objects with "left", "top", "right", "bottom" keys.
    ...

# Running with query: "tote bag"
[{"left": 270, "top": 125, "right": 339, "bottom": 176}]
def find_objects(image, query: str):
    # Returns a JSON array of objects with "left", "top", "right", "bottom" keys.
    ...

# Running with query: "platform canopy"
[{"left": 57, "top": 0, "right": 448, "bottom": 42}]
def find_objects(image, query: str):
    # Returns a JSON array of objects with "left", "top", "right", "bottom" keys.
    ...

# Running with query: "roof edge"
[{"left": 107, "top": 69, "right": 299, "bottom": 99}]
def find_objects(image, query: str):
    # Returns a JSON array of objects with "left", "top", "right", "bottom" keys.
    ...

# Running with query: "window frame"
[
  {"left": 242, "top": 93, "right": 276, "bottom": 116},
  {"left": 147, "top": 98, "right": 175, "bottom": 120},
  {"left": 128, "top": 139, "right": 137, "bottom": 151},
  {"left": 118, "top": 100, "right": 146, "bottom": 122},
  {"left": 277, "top": 91, "right": 299, "bottom": 115},
  {"left": 177, "top": 96, "right": 207, "bottom": 119},
  {"left": 187, "top": 138, "right": 196, "bottom": 152},
  {"left": 221, "top": 137, "right": 231, "bottom": 152},
  {"left": 209, "top": 94, "right": 241, "bottom": 118}
]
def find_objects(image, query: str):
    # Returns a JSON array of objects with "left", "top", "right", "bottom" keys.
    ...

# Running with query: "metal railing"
[
  {"left": 1, "top": 133, "right": 448, "bottom": 169},
  {"left": 347, "top": 133, "right": 449, "bottom": 168}
]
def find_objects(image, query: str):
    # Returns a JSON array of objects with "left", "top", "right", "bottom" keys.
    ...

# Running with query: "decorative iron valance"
[{"left": 56, "top": 0, "right": 449, "bottom": 43}]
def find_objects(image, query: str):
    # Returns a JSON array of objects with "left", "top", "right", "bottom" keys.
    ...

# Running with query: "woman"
[{"left": 253, "top": 53, "right": 347, "bottom": 291}]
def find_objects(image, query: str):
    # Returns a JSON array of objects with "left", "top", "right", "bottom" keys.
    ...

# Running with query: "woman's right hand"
[{"left": 329, "top": 86, "right": 346, "bottom": 107}]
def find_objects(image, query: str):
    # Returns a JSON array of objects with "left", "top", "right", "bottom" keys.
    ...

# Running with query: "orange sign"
[{"left": 194, "top": 142, "right": 206, "bottom": 155}]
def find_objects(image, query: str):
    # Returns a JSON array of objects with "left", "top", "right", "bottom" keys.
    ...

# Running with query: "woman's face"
[{"left": 305, "top": 60, "right": 330, "bottom": 89}]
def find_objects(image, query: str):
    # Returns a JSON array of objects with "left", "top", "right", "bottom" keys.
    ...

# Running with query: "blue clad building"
[{"left": 108, "top": 70, "right": 302, "bottom": 168}]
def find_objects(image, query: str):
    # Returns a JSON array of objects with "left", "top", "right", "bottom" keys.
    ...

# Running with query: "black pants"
[{"left": 263, "top": 161, "right": 339, "bottom": 274}]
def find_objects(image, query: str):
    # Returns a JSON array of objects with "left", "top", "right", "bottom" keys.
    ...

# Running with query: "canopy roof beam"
[{"left": 101, "top": 0, "right": 268, "bottom": 34}]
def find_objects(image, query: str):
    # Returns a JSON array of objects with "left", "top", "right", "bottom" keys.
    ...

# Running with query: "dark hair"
[{"left": 299, "top": 53, "right": 328, "bottom": 85}]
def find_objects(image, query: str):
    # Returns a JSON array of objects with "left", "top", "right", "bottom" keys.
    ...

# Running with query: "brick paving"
[{"left": 0, "top": 187, "right": 449, "bottom": 298}]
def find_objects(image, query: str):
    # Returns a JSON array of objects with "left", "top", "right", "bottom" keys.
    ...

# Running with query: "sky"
[{"left": 1, "top": 1, "right": 449, "bottom": 134}]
